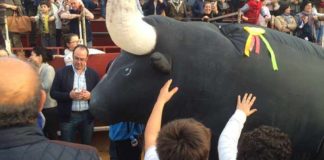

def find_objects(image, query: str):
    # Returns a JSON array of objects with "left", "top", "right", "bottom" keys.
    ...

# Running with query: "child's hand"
[
  {"left": 49, "top": 16, "right": 55, "bottom": 21},
  {"left": 157, "top": 79, "right": 178, "bottom": 104},
  {"left": 30, "top": 16, "right": 36, "bottom": 22},
  {"left": 237, "top": 93, "right": 257, "bottom": 117}
]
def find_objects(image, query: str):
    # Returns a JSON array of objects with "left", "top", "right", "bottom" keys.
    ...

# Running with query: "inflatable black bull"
[{"left": 90, "top": 0, "right": 324, "bottom": 159}]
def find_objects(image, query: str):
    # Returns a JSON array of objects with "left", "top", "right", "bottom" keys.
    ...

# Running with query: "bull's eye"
[{"left": 123, "top": 67, "right": 132, "bottom": 76}]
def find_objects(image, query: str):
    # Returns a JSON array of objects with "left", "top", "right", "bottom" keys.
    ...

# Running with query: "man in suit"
[
  {"left": 51, "top": 44, "right": 99, "bottom": 145},
  {"left": 0, "top": 57, "right": 100, "bottom": 160}
]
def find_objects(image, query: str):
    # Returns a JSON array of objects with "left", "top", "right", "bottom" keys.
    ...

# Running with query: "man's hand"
[
  {"left": 80, "top": 90, "right": 91, "bottom": 100},
  {"left": 70, "top": 89, "right": 82, "bottom": 100},
  {"left": 156, "top": 79, "right": 178, "bottom": 105},
  {"left": 237, "top": 93, "right": 257, "bottom": 117}
]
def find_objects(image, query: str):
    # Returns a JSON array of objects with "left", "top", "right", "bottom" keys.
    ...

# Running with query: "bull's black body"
[{"left": 90, "top": 15, "right": 324, "bottom": 159}]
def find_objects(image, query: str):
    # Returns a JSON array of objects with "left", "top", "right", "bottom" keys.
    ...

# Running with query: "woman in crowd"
[
  {"left": 295, "top": 1, "right": 324, "bottom": 42},
  {"left": 29, "top": 46, "right": 58, "bottom": 139},
  {"left": 0, "top": 0, "right": 24, "bottom": 56},
  {"left": 201, "top": 1, "right": 220, "bottom": 22},
  {"left": 274, "top": 3, "right": 297, "bottom": 35}
]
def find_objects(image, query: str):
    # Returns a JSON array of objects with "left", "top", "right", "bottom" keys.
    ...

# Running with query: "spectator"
[
  {"left": 142, "top": 0, "right": 167, "bottom": 16},
  {"left": 0, "top": 0, "right": 24, "bottom": 50},
  {"left": 63, "top": 33, "right": 79, "bottom": 66},
  {"left": 274, "top": 3, "right": 297, "bottom": 34},
  {"left": 201, "top": 1, "right": 219, "bottom": 21},
  {"left": 257, "top": 0, "right": 271, "bottom": 27},
  {"left": 218, "top": 93, "right": 292, "bottom": 160},
  {"left": 28, "top": 46, "right": 59, "bottom": 140},
  {"left": 57, "top": 0, "right": 72, "bottom": 34},
  {"left": 24, "top": 0, "right": 39, "bottom": 47},
  {"left": 52, "top": 0, "right": 63, "bottom": 46},
  {"left": 166, "top": 0, "right": 188, "bottom": 21},
  {"left": 99, "top": 0, "right": 106, "bottom": 19},
  {"left": 60, "top": 0, "right": 94, "bottom": 47},
  {"left": 314, "top": 0, "right": 324, "bottom": 46},
  {"left": 51, "top": 45, "right": 100, "bottom": 145},
  {"left": 144, "top": 79, "right": 212, "bottom": 160},
  {"left": 295, "top": 1, "right": 324, "bottom": 42},
  {"left": 210, "top": 0, "right": 220, "bottom": 17},
  {"left": 290, "top": 0, "right": 302, "bottom": 15},
  {"left": 192, "top": 0, "right": 204, "bottom": 18},
  {"left": 240, "top": 0, "right": 262, "bottom": 24},
  {"left": 269, "top": 0, "right": 280, "bottom": 16},
  {"left": 32, "top": 1, "right": 56, "bottom": 47},
  {"left": 0, "top": 57, "right": 100, "bottom": 160},
  {"left": 217, "top": 0, "right": 230, "bottom": 15}
]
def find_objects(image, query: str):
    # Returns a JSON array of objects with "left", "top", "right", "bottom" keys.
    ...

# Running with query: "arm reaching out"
[
  {"left": 218, "top": 93, "right": 257, "bottom": 160},
  {"left": 144, "top": 79, "right": 178, "bottom": 151}
]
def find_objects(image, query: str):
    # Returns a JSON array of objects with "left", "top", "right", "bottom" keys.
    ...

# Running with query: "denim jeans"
[
  {"left": 100, "top": 0, "right": 106, "bottom": 17},
  {"left": 60, "top": 111, "right": 94, "bottom": 145}
]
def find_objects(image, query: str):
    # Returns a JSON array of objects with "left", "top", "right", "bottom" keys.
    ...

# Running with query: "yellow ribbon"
[{"left": 243, "top": 27, "right": 278, "bottom": 71}]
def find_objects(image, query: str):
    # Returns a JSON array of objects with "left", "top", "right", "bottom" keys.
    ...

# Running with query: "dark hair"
[
  {"left": 32, "top": 46, "right": 53, "bottom": 63},
  {"left": 300, "top": 0, "right": 312, "bottom": 11},
  {"left": 39, "top": 0, "right": 51, "bottom": 8},
  {"left": 0, "top": 83, "right": 41, "bottom": 128},
  {"left": 237, "top": 125, "right": 292, "bottom": 160},
  {"left": 278, "top": 2, "right": 290, "bottom": 15},
  {"left": 63, "top": 33, "right": 79, "bottom": 48},
  {"left": 73, "top": 44, "right": 89, "bottom": 56},
  {"left": 156, "top": 118, "right": 211, "bottom": 160}
]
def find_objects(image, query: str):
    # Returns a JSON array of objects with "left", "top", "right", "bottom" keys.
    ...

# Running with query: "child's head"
[
  {"left": 156, "top": 118, "right": 211, "bottom": 160},
  {"left": 237, "top": 125, "right": 292, "bottom": 160},
  {"left": 40, "top": 1, "right": 51, "bottom": 14}
]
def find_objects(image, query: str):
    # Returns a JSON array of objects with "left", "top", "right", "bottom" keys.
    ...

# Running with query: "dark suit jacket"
[
  {"left": 0, "top": 125, "right": 100, "bottom": 160},
  {"left": 50, "top": 65, "right": 99, "bottom": 122}
]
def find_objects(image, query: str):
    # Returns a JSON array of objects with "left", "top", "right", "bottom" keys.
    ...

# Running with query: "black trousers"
[
  {"left": 42, "top": 107, "right": 59, "bottom": 140},
  {"left": 110, "top": 138, "right": 142, "bottom": 160}
]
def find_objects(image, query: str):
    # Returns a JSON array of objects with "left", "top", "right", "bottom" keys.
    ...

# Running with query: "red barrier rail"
[{"left": 12, "top": 46, "right": 120, "bottom": 55}]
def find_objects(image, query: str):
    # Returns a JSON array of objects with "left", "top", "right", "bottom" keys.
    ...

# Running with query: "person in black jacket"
[
  {"left": 142, "top": 0, "right": 167, "bottom": 16},
  {"left": 0, "top": 57, "right": 100, "bottom": 160},
  {"left": 51, "top": 44, "right": 100, "bottom": 145}
]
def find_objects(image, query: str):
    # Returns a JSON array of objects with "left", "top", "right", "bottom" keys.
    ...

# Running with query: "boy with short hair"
[
  {"left": 144, "top": 79, "right": 211, "bottom": 160},
  {"left": 218, "top": 93, "right": 292, "bottom": 160},
  {"left": 33, "top": 1, "right": 56, "bottom": 47}
]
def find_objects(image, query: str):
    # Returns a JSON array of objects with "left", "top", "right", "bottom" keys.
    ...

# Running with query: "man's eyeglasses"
[
  {"left": 69, "top": 40, "right": 80, "bottom": 44},
  {"left": 74, "top": 56, "right": 87, "bottom": 62}
]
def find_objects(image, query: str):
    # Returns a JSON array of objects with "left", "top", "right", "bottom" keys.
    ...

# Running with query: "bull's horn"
[{"left": 106, "top": 0, "right": 157, "bottom": 55}]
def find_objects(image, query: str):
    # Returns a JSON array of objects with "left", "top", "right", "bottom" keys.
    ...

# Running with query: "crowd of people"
[{"left": 140, "top": 0, "right": 324, "bottom": 46}]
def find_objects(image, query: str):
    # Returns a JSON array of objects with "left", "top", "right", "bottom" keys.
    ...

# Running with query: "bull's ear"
[{"left": 150, "top": 52, "right": 172, "bottom": 74}]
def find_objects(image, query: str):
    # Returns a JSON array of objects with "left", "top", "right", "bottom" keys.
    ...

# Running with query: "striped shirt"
[{"left": 71, "top": 65, "right": 89, "bottom": 111}]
